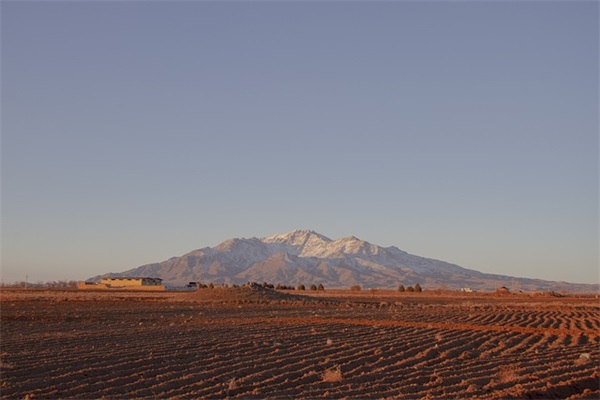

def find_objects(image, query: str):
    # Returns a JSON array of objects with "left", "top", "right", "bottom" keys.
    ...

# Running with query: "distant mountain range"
[{"left": 95, "top": 230, "right": 598, "bottom": 292}]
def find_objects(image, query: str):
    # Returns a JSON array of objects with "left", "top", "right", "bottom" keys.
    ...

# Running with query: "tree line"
[
  {"left": 196, "top": 281, "right": 327, "bottom": 291},
  {"left": 350, "top": 283, "right": 423, "bottom": 292},
  {"left": 398, "top": 283, "right": 422, "bottom": 292},
  {"left": 0, "top": 280, "right": 79, "bottom": 288}
]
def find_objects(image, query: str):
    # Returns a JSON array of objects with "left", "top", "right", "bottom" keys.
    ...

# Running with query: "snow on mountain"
[
  {"left": 262, "top": 229, "right": 332, "bottom": 256},
  {"left": 95, "top": 230, "right": 598, "bottom": 292}
]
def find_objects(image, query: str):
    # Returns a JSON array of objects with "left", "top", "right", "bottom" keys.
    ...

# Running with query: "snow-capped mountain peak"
[
  {"left": 215, "top": 237, "right": 260, "bottom": 252},
  {"left": 263, "top": 229, "right": 331, "bottom": 245},
  {"left": 262, "top": 229, "right": 332, "bottom": 256}
]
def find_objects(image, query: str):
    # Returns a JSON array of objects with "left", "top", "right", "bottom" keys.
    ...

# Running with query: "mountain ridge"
[{"left": 94, "top": 230, "right": 598, "bottom": 292}]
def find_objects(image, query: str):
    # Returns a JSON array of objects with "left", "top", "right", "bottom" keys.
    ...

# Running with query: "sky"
[{"left": 1, "top": 1, "right": 598, "bottom": 285}]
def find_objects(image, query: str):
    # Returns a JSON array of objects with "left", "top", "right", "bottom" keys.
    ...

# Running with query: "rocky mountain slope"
[{"left": 96, "top": 230, "right": 597, "bottom": 292}]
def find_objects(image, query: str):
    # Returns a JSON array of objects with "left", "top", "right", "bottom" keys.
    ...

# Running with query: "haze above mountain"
[{"left": 97, "top": 230, "right": 597, "bottom": 292}]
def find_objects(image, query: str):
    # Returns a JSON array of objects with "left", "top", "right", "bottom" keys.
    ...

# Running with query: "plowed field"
[{"left": 1, "top": 289, "right": 598, "bottom": 399}]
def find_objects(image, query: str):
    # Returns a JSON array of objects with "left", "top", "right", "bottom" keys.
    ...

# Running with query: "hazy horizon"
[{"left": 2, "top": 1, "right": 598, "bottom": 285}]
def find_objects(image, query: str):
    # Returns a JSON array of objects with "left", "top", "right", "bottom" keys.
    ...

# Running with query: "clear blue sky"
[{"left": 2, "top": 1, "right": 598, "bottom": 284}]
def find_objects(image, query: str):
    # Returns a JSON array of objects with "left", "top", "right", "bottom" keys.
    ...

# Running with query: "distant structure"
[
  {"left": 101, "top": 277, "right": 163, "bottom": 287},
  {"left": 78, "top": 277, "right": 164, "bottom": 291}
]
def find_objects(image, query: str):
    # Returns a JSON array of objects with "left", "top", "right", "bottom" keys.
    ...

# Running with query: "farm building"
[
  {"left": 101, "top": 277, "right": 163, "bottom": 287},
  {"left": 78, "top": 277, "right": 165, "bottom": 291}
]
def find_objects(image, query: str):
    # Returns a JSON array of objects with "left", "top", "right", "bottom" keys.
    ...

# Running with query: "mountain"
[{"left": 95, "top": 230, "right": 598, "bottom": 292}]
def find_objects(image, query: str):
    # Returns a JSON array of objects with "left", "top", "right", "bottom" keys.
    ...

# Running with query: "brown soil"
[
  {"left": 187, "top": 284, "right": 313, "bottom": 304},
  {"left": 1, "top": 288, "right": 598, "bottom": 399}
]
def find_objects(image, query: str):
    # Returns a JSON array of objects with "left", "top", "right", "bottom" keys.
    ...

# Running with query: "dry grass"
[
  {"left": 322, "top": 365, "right": 343, "bottom": 382},
  {"left": 228, "top": 377, "right": 240, "bottom": 391},
  {"left": 498, "top": 365, "right": 518, "bottom": 383}
]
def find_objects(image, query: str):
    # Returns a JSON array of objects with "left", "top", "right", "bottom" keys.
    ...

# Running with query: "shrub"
[
  {"left": 322, "top": 365, "right": 343, "bottom": 382},
  {"left": 228, "top": 377, "right": 239, "bottom": 391},
  {"left": 208, "top": 283, "right": 215, "bottom": 289},
  {"left": 310, "top": 284, "right": 318, "bottom": 291},
  {"left": 406, "top": 286, "right": 414, "bottom": 292},
  {"left": 350, "top": 285, "right": 361, "bottom": 291},
  {"left": 498, "top": 365, "right": 518, "bottom": 383},
  {"left": 297, "top": 284, "right": 305, "bottom": 291},
  {"left": 317, "top": 283, "right": 325, "bottom": 291},
  {"left": 414, "top": 283, "right": 422, "bottom": 292},
  {"left": 398, "top": 285, "right": 405, "bottom": 292}
]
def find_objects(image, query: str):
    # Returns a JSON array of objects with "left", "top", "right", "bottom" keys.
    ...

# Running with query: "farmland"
[{"left": 1, "top": 287, "right": 599, "bottom": 399}]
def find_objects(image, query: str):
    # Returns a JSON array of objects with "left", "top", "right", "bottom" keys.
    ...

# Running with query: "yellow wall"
[
  {"left": 78, "top": 281, "right": 165, "bottom": 291},
  {"left": 101, "top": 278, "right": 144, "bottom": 286}
]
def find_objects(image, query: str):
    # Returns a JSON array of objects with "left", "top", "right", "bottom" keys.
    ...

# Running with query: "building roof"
[{"left": 103, "top": 277, "right": 162, "bottom": 281}]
